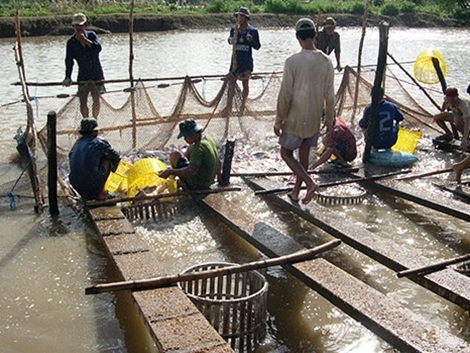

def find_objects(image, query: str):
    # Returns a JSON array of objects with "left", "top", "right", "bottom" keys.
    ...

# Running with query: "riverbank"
[{"left": 0, "top": 12, "right": 463, "bottom": 38}]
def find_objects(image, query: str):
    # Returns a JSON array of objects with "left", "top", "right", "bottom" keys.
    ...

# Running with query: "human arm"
[
  {"left": 228, "top": 27, "right": 235, "bottom": 44},
  {"left": 309, "top": 147, "right": 334, "bottom": 170},
  {"left": 334, "top": 32, "right": 342, "bottom": 71},
  {"left": 246, "top": 27, "right": 261, "bottom": 50},
  {"left": 63, "top": 39, "right": 74, "bottom": 85},
  {"left": 159, "top": 164, "right": 198, "bottom": 179}
]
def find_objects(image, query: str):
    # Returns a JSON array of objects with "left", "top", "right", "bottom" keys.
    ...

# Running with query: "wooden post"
[
  {"left": 47, "top": 111, "right": 59, "bottom": 216},
  {"left": 352, "top": 0, "right": 370, "bottom": 121},
  {"left": 219, "top": 139, "right": 235, "bottom": 186},
  {"left": 14, "top": 11, "right": 44, "bottom": 213},
  {"left": 363, "top": 21, "right": 389, "bottom": 163}
]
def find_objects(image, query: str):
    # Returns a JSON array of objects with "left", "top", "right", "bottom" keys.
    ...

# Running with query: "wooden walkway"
[
  {"left": 200, "top": 192, "right": 470, "bottom": 353},
  {"left": 245, "top": 177, "right": 470, "bottom": 312},
  {"left": 86, "top": 206, "right": 234, "bottom": 353}
]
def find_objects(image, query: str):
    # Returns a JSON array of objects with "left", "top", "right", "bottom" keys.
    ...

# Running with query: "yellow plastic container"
[
  {"left": 104, "top": 160, "right": 133, "bottom": 194},
  {"left": 126, "top": 158, "right": 177, "bottom": 199},
  {"left": 413, "top": 48, "right": 447, "bottom": 84},
  {"left": 391, "top": 127, "right": 422, "bottom": 154}
]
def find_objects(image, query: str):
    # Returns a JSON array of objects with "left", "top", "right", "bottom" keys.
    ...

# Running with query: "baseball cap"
[
  {"left": 72, "top": 13, "right": 87, "bottom": 26},
  {"left": 79, "top": 118, "right": 99, "bottom": 134},
  {"left": 295, "top": 18, "right": 315, "bottom": 32},
  {"left": 324, "top": 17, "right": 336, "bottom": 26}
]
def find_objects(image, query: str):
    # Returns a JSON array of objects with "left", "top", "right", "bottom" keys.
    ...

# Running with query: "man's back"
[{"left": 276, "top": 49, "right": 335, "bottom": 138}]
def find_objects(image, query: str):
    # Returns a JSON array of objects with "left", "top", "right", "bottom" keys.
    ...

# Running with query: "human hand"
[
  {"left": 246, "top": 33, "right": 252, "bottom": 42},
  {"left": 461, "top": 139, "right": 468, "bottom": 152},
  {"left": 62, "top": 78, "right": 72, "bottom": 87},
  {"left": 273, "top": 126, "right": 281, "bottom": 137},
  {"left": 336, "top": 65, "right": 343, "bottom": 72},
  {"left": 158, "top": 169, "right": 171, "bottom": 179},
  {"left": 228, "top": 37, "right": 233, "bottom": 44}
]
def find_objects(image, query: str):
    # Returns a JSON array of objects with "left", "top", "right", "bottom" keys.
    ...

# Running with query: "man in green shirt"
[{"left": 159, "top": 119, "right": 220, "bottom": 190}]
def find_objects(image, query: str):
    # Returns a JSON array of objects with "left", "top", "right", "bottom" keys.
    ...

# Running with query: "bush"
[{"left": 380, "top": 2, "right": 399, "bottom": 16}]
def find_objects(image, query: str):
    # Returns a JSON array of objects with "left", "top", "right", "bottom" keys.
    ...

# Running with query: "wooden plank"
[
  {"left": 86, "top": 206, "right": 234, "bottom": 353},
  {"left": 365, "top": 178, "right": 470, "bottom": 221},
  {"left": 245, "top": 177, "right": 470, "bottom": 311},
  {"left": 200, "top": 193, "right": 470, "bottom": 353}
]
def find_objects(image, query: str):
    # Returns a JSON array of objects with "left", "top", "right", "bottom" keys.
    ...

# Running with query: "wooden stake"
[
  {"left": 85, "top": 239, "right": 341, "bottom": 294},
  {"left": 397, "top": 253, "right": 470, "bottom": 278}
]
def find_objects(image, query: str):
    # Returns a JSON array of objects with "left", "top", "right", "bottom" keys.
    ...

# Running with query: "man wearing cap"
[
  {"left": 316, "top": 17, "right": 342, "bottom": 72},
  {"left": 62, "top": 13, "right": 105, "bottom": 119},
  {"left": 274, "top": 18, "right": 335, "bottom": 205},
  {"left": 226, "top": 7, "right": 261, "bottom": 112},
  {"left": 433, "top": 87, "right": 470, "bottom": 152},
  {"left": 158, "top": 119, "right": 219, "bottom": 190},
  {"left": 69, "top": 118, "right": 120, "bottom": 200}
]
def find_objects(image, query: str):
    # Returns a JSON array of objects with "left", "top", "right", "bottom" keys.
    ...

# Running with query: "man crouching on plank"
[{"left": 274, "top": 18, "right": 336, "bottom": 204}]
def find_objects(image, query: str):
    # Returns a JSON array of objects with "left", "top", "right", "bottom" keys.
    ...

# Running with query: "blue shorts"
[{"left": 279, "top": 132, "right": 319, "bottom": 151}]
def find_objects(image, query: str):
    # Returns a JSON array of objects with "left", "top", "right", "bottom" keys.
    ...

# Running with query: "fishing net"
[{"left": 1, "top": 65, "right": 440, "bottom": 204}]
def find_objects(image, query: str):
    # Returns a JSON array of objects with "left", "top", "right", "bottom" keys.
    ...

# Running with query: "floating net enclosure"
[{"left": 178, "top": 262, "right": 268, "bottom": 353}]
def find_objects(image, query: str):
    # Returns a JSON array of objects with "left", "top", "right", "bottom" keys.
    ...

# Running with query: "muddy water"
[{"left": 1, "top": 27, "right": 470, "bottom": 352}]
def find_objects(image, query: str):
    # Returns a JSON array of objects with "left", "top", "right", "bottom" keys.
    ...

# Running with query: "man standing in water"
[
  {"left": 226, "top": 7, "right": 261, "bottom": 113},
  {"left": 62, "top": 12, "right": 105, "bottom": 118},
  {"left": 316, "top": 17, "right": 342, "bottom": 72},
  {"left": 274, "top": 18, "right": 335, "bottom": 204}
]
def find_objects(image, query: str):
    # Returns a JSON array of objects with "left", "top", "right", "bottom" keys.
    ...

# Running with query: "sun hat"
[
  {"left": 324, "top": 17, "right": 336, "bottom": 27},
  {"left": 295, "top": 18, "right": 315, "bottom": 32},
  {"left": 177, "top": 118, "right": 203, "bottom": 139},
  {"left": 79, "top": 117, "right": 99, "bottom": 134},
  {"left": 444, "top": 87, "right": 459, "bottom": 102},
  {"left": 234, "top": 7, "right": 250, "bottom": 20},
  {"left": 72, "top": 13, "right": 87, "bottom": 26}
]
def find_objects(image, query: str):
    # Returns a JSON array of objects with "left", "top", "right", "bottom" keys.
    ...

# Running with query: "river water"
[{"left": 1, "top": 25, "right": 470, "bottom": 353}]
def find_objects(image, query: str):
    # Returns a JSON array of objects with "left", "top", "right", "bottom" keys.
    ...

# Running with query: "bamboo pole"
[
  {"left": 85, "top": 239, "right": 341, "bottom": 294},
  {"left": 231, "top": 167, "right": 360, "bottom": 178},
  {"left": 397, "top": 253, "right": 470, "bottom": 278},
  {"left": 352, "top": 0, "right": 369, "bottom": 120},
  {"left": 14, "top": 11, "right": 44, "bottom": 213},
  {"left": 85, "top": 186, "right": 242, "bottom": 207},
  {"left": 387, "top": 53, "right": 441, "bottom": 111},
  {"left": 254, "top": 169, "right": 410, "bottom": 196},
  {"left": 395, "top": 168, "right": 453, "bottom": 181}
]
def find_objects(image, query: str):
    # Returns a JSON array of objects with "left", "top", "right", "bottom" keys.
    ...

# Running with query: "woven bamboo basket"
[{"left": 178, "top": 262, "right": 268, "bottom": 353}]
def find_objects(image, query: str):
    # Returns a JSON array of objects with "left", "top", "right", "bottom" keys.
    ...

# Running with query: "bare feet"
[
  {"left": 453, "top": 163, "right": 464, "bottom": 183},
  {"left": 302, "top": 183, "right": 319, "bottom": 205},
  {"left": 287, "top": 191, "right": 299, "bottom": 202}
]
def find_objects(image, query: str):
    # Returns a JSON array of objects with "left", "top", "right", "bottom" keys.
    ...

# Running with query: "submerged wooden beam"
[{"left": 247, "top": 177, "right": 470, "bottom": 311}]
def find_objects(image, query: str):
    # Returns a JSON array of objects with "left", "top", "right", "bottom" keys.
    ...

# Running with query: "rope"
[{"left": 6, "top": 158, "right": 31, "bottom": 210}]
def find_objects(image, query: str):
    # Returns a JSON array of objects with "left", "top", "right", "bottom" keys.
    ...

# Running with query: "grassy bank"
[{"left": 1, "top": 0, "right": 468, "bottom": 21}]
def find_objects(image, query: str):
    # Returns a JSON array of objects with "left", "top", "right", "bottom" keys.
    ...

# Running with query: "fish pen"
[{"left": 178, "top": 262, "right": 268, "bottom": 353}]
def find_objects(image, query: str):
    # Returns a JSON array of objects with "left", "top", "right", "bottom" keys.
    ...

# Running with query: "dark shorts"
[
  {"left": 279, "top": 132, "right": 320, "bottom": 151},
  {"left": 78, "top": 81, "right": 106, "bottom": 96}
]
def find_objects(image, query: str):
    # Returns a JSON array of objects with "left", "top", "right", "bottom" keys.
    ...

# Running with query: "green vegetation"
[{"left": 0, "top": 0, "right": 468, "bottom": 20}]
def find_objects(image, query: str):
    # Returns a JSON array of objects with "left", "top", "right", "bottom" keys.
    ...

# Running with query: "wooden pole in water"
[
  {"left": 47, "top": 111, "right": 59, "bottom": 216},
  {"left": 397, "top": 253, "right": 470, "bottom": 278},
  {"left": 363, "top": 21, "right": 389, "bottom": 163},
  {"left": 14, "top": 11, "right": 44, "bottom": 213},
  {"left": 352, "top": 0, "right": 370, "bottom": 120},
  {"left": 395, "top": 167, "right": 453, "bottom": 181},
  {"left": 85, "top": 240, "right": 341, "bottom": 294}
]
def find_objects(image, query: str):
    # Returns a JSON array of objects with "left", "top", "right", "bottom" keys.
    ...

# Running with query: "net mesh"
[{"left": 1, "top": 65, "right": 440, "bottom": 201}]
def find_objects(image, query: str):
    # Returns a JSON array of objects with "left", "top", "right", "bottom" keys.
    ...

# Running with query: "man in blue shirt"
[
  {"left": 69, "top": 118, "right": 120, "bottom": 200},
  {"left": 62, "top": 13, "right": 105, "bottom": 118},
  {"left": 359, "top": 87, "right": 404, "bottom": 150},
  {"left": 226, "top": 7, "right": 261, "bottom": 113}
]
